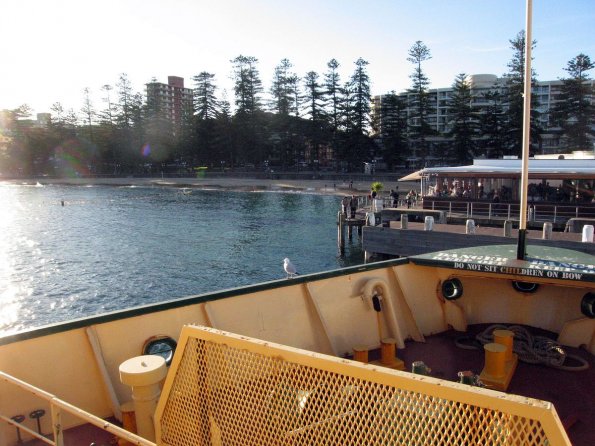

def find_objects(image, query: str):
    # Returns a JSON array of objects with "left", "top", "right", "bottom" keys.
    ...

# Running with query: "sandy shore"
[{"left": 8, "top": 176, "right": 417, "bottom": 197}]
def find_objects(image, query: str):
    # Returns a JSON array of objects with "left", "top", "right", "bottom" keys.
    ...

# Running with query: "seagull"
[{"left": 283, "top": 258, "right": 298, "bottom": 278}]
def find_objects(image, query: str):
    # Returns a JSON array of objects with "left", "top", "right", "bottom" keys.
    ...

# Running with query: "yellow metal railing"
[
  {"left": 0, "top": 371, "right": 154, "bottom": 446},
  {"left": 156, "top": 325, "right": 571, "bottom": 446}
]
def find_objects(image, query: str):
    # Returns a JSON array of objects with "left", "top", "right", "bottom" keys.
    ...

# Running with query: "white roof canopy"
[{"left": 399, "top": 159, "right": 595, "bottom": 181}]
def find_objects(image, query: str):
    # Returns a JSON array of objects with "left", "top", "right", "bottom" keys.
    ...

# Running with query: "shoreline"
[{"left": 4, "top": 176, "right": 416, "bottom": 197}]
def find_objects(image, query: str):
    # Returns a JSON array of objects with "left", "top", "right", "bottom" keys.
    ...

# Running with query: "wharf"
[
  {"left": 362, "top": 208, "right": 595, "bottom": 258},
  {"left": 362, "top": 221, "right": 595, "bottom": 258}
]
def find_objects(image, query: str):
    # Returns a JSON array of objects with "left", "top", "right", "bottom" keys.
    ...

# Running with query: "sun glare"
[{"left": 0, "top": 186, "right": 29, "bottom": 334}]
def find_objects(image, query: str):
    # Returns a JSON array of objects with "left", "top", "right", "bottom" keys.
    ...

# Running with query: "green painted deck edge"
[{"left": 0, "top": 258, "right": 409, "bottom": 346}]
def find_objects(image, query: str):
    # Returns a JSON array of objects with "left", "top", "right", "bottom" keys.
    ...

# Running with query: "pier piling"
[{"left": 337, "top": 211, "right": 345, "bottom": 254}]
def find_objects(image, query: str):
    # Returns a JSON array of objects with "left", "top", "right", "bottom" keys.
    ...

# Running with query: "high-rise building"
[
  {"left": 146, "top": 76, "right": 193, "bottom": 131},
  {"left": 372, "top": 74, "right": 594, "bottom": 161}
]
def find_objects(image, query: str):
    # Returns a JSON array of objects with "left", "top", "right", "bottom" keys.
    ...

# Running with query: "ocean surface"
[{"left": 0, "top": 183, "right": 364, "bottom": 335}]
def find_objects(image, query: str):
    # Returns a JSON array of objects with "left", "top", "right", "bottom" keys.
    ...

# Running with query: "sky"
[{"left": 1, "top": 0, "right": 594, "bottom": 116}]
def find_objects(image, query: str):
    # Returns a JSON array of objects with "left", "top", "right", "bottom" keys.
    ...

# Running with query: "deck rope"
[{"left": 456, "top": 324, "right": 589, "bottom": 372}]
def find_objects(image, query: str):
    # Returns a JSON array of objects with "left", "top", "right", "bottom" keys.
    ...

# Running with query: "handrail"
[
  {"left": 422, "top": 199, "right": 595, "bottom": 223},
  {"left": 0, "top": 371, "right": 155, "bottom": 446}
]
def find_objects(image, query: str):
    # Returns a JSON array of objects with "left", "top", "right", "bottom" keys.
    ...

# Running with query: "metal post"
[{"left": 517, "top": 0, "right": 533, "bottom": 260}]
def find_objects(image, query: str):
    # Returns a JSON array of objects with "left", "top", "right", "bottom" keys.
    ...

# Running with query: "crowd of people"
[{"left": 340, "top": 186, "right": 421, "bottom": 218}]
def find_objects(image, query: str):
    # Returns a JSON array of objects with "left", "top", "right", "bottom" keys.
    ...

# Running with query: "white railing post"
[
  {"left": 489, "top": 203, "right": 492, "bottom": 219},
  {"left": 554, "top": 206, "right": 557, "bottom": 223},
  {"left": 51, "top": 402, "right": 64, "bottom": 446},
  {"left": 449, "top": 202, "right": 452, "bottom": 217}
]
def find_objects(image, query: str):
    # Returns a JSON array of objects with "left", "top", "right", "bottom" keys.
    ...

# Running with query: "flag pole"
[{"left": 517, "top": 0, "right": 533, "bottom": 260}]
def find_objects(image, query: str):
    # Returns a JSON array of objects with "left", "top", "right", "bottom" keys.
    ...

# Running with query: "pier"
[
  {"left": 362, "top": 219, "right": 595, "bottom": 259},
  {"left": 336, "top": 211, "right": 367, "bottom": 255},
  {"left": 337, "top": 195, "right": 595, "bottom": 260}
]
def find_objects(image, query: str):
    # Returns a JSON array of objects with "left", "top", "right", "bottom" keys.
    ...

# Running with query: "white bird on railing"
[{"left": 283, "top": 258, "right": 298, "bottom": 278}]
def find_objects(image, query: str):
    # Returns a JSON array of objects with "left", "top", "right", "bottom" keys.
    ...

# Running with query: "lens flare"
[
  {"left": 141, "top": 143, "right": 151, "bottom": 157},
  {"left": 54, "top": 138, "right": 92, "bottom": 178}
]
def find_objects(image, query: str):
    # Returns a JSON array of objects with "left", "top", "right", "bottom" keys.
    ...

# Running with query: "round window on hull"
[
  {"left": 142, "top": 335, "right": 177, "bottom": 366},
  {"left": 511, "top": 281, "right": 540, "bottom": 293},
  {"left": 441, "top": 278, "right": 463, "bottom": 301}
]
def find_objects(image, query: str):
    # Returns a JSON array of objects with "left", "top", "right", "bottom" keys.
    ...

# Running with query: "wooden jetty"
[
  {"left": 336, "top": 211, "right": 367, "bottom": 254},
  {"left": 362, "top": 220, "right": 595, "bottom": 259},
  {"left": 337, "top": 201, "right": 595, "bottom": 259}
]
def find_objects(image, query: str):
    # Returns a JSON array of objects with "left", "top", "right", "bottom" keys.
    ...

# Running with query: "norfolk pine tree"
[
  {"left": 447, "top": 73, "right": 477, "bottom": 164},
  {"left": 552, "top": 54, "right": 595, "bottom": 151},
  {"left": 502, "top": 31, "right": 542, "bottom": 156},
  {"left": 407, "top": 41, "right": 433, "bottom": 162}
]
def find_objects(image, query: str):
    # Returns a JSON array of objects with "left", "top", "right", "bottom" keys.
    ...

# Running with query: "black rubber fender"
[
  {"left": 442, "top": 278, "right": 463, "bottom": 300},
  {"left": 512, "top": 281, "right": 539, "bottom": 293},
  {"left": 581, "top": 292, "right": 595, "bottom": 318}
]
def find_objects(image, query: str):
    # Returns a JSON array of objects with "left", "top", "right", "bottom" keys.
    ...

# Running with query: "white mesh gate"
[{"left": 155, "top": 326, "right": 570, "bottom": 445}]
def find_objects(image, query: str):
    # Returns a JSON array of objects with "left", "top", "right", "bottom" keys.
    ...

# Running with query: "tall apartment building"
[
  {"left": 146, "top": 76, "right": 193, "bottom": 132},
  {"left": 372, "top": 74, "right": 594, "bottom": 161}
]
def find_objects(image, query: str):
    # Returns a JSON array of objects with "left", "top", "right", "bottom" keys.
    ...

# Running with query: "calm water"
[{"left": 0, "top": 183, "right": 363, "bottom": 335}]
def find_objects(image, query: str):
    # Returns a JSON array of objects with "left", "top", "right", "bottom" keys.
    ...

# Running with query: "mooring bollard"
[
  {"left": 542, "top": 222, "right": 553, "bottom": 240},
  {"left": 401, "top": 214, "right": 408, "bottom": 229},
  {"left": 582, "top": 224, "right": 594, "bottom": 243},
  {"left": 424, "top": 216, "right": 434, "bottom": 231},
  {"left": 466, "top": 219, "right": 476, "bottom": 234},
  {"left": 503, "top": 220, "right": 512, "bottom": 237}
]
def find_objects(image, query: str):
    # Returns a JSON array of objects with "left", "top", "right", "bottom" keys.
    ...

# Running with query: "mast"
[{"left": 517, "top": 0, "right": 533, "bottom": 260}]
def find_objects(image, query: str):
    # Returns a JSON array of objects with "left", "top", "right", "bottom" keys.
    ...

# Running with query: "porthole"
[
  {"left": 511, "top": 281, "right": 539, "bottom": 293},
  {"left": 142, "top": 335, "right": 177, "bottom": 366},
  {"left": 441, "top": 278, "right": 463, "bottom": 300},
  {"left": 581, "top": 293, "right": 595, "bottom": 318}
]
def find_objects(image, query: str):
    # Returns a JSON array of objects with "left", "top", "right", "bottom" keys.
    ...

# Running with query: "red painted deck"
[
  {"left": 21, "top": 417, "right": 118, "bottom": 446},
  {"left": 18, "top": 324, "right": 594, "bottom": 446},
  {"left": 396, "top": 324, "right": 595, "bottom": 446}
]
